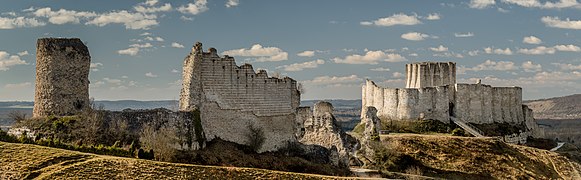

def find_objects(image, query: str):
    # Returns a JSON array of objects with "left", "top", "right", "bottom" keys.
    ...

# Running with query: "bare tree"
[
  {"left": 140, "top": 123, "right": 178, "bottom": 162},
  {"left": 8, "top": 110, "right": 27, "bottom": 124}
]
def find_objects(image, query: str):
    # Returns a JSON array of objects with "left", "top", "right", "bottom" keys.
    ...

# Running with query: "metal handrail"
[{"left": 450, "top": 117, "right": 486, "bottom": 137}]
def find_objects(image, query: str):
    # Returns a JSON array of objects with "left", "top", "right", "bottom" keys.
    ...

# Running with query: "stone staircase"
[{"left": 450, "top": 117, "right": 485, "bottom": 137}]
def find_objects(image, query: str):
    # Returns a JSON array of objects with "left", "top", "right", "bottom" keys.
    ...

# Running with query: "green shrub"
[{"left": 451, "top": 128, "right": 465, "bottom": 136}]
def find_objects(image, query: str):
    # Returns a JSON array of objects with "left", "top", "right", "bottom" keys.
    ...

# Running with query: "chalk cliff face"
[
  {"left": 363, "top": 61, "right": 544, "bottom": 138},
  {"left": 33, "top": 38, "right": 91, "bottom": 117},
  {"left": 179, "top": 42, "right": 302, "bottom": 152}
]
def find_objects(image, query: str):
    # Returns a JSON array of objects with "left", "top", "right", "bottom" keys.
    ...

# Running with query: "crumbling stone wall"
[
  {"left": 33, "top": 38, "right": 90, "bottom": 117},
  {"left": 364, "top": 61, "right": 544, "bottom": 138},
  {"left": 179, "top": 42, "right": 302, "bottom": 152},
  {"left": 455, "top": 84, "right": 524, "bottom": 124},
  {"left": 363, "top": 79, "right": 450, "bottom": 123},
  {"left": 180, "top": 42, "right": 300, "bottom": 115},
  {"left": 300, "top": 101, "right": 357, "bottom": 167}
]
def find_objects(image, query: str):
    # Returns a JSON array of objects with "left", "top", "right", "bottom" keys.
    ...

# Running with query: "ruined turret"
[{"left": 33, "top": 38, "right": 91, "bottom": 117}]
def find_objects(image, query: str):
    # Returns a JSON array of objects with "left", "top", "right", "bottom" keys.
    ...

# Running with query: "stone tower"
[
  {"left": 33, "top": 38, "right": 91, "bottom": 117},
  {"left": 405, "top": 62, "right": 456, "bottom": 88}
]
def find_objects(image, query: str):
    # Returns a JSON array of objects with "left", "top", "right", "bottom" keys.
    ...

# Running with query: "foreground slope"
[
  {"left": 0, "top": 142, "right": 348, "bottom": 179},
  {"left": 378, "top": 134, "right": 581, "bottom": 179}
]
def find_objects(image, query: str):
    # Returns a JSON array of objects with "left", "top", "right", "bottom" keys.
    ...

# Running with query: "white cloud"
[
  {"left": 370, "top": 67, "right": 391, "bottom": 72},
  {"left": 171, "top": 42, "right": 185, "bottom": 48},
  {"left": 433, "top": 52, "right": 464, "bottom": 58},
  {"left": 180, "top": 16, "right": 194, "bottom": 21},
  {"left": 460, "top": 60, "right": 518, "bottom": 72},
  {"left": 502, "top": 0, "right": 580, "bottom": 9},
  {"left": 425, "top": 13, "right": 441, "bottom": 20},
  {"left": 523, "top": 36, "right": 542, "bottom": 44},
  {"left": 145, "top": 72, "right": 158, "bottom": 78},
  {"left": 171, "top": 69, "right": 180, "bottom": 73},
  {"left": 518, "top": 44, "right": 580, "bottom": 55},
  {"left": 304, "top": 75, "right": 362, "bottom": 85},
  {"left": 134, "top": 3, "right": 172, "bottom": 13},
  {"left": 454, "top": 32, "right": 474, "bottom": 37},
  {"left": 0, "top": 51, "right": 28, "bottom": 71},
  {"left": 409, "top": 53, "right": 419, "bottom": 57},
  {"left": 177, "top": 0, "right": 209, "bottom": 15},
  {"left": 297, "top": 50, "right": 315, "bottom": 57},
  {"left": 277, "top": 59, "right": 325, "bottom": 71},
  {"left": 360, "top": 13, "right": 422, "bottom": 27},
  {"left": 155, "top": 37, "right": 164, "bottom": 42},
  {"left": 0, "top": 16, "right": 46, "bottom": 29},
  {"left": 429, "top": 45, "right": 448, "bottom": 52},
  {"left": 484, "top": 47, "right": 513, "bottom": 55},
  {"left": 118, "top": 47, "right": 140, "bottom": 56},
  {"left": 222, "top": 44, "right": 288, "bottom": 62},
  {"left": 90, "top": 62, "right": 103, "bottom": 71},
  {"left": 140, "top": 32, "right": 151, "bottom": 36},
  {"left": 518, "top": 46, "right": 555, "bottom": 55},
  {"left": 332, "top": 51, "right": 407, "bottom": 64},
  {"left": 469, "top": 0, "right": 496, "bottom": 9},
  {"left": 4, "top": 82, "right": 31, "bottom": 88},
  {"left": 226, "top": 0, "right": 240, "bottom": 8},
  {"left": 552, "top": 63, "right": 581, "bottom": 70},
  {"left": 130, "top": 43, "right": 153, "bottom": 48},
  {"left": 541, "top": 16, "right": 581, "bottom": 30},
  {"left": 392, "top": 72, "right": 404, "bottom": 78},
  {"left": 554, "top": 44, "right": 581, "bottom": 52},
  {"left": 522, "top": 61, "right": 542, "bottom": 72},
  {"left": 86, "top": 10, "right": 158, "bottom": 30},
  {"left": 103, "top": 77, "right": 123, "bottom": 85},
  {"left": 17, "top": 51, "right": 28, "bottom": 56},
  {"left": 401, "top": 32, "right": 432, "bottom": 41},
  {"left": 33, "top": 7, "right": 96, "bottom": 24},
  {"left": 468, "top": 50, "right": 480, "bottom": 56}
]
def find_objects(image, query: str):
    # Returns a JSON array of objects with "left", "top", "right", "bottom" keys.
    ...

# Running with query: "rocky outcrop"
[
  {"left": 299, "top": 101, "right": 357, "bottom": 167},
  {"left": 357, "top": 106, "right": 381, "bottom": 165}
]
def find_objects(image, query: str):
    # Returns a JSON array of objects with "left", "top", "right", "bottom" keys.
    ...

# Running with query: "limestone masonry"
[
  {"left": 179, "top": 42, "right": 302, "bottom": 152},
  {"left": 299, "top": 101, "right": 357, "bottom": 167},
  {"left": 363, "top": 62, "right": 544, "bottom": 138},
  {"left": 33, "top": 38, "right": 91, "bottom": 117}
]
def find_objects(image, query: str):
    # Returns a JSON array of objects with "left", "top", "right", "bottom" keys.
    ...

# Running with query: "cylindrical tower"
[
  {"left": 405, "top": 62, "right": 456, "bottom": 88},
  {"left": 33, "top": 38, "right": 91, "bottom": 117}
]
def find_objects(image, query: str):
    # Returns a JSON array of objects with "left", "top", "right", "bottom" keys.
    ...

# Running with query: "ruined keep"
[
  {"left": 363, "top": 62, "right": 544, "bottom": 138},
  {"left": 179, "top": 42, "right": 301, "bottom": 152},
  {"left": 33, "top": 38, "right": 91, "bottom": 117}
]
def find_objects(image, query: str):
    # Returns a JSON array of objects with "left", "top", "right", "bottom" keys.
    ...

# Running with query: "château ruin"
[
  {"left": 33, "top": 38, "right": 91, "bottom": 117},
  {"left": 362, "top": 62, "right": 544, "bottom": 142},
  {"left": 30, "top": 39, "right": 354, "bottom": 162}
]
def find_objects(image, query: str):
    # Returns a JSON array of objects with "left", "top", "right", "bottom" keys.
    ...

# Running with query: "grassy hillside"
[
  {"left": 0, "top": 142, "right": 349, "bottom": 179},
  {"left": 375, "top": 134, "right": 581, "bottom": 179},
  {"left": 524, "top": 94, "right": 581, "bottom": 119}
]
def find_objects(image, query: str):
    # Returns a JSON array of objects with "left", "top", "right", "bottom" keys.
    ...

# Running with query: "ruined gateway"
[{"left": 362, "top": 62, "right": 544, "bottom": 139}]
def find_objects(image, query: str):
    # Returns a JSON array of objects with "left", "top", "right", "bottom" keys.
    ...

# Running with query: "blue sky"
[{"left": 1, "top": 0, "right": 581, "bottom": 101}]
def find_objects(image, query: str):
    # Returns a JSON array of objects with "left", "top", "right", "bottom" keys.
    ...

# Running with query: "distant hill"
[
  {"left": 524, "top": 94, "right": 581, "bottom": 120},
  {"left": 301, "top": 99, "right": 361, "bottom": 109}
]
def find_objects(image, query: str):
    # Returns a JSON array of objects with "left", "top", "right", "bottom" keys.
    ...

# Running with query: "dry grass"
[
  {"left": 0, "top": 142, "right": 356, "bottom": 179},
  {"left": 378, "top": 134, "right": 581, "bottom": 179}
]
